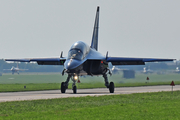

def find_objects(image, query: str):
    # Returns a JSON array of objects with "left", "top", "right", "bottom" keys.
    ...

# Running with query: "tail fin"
[{"left": 91, "top": 6, "right": 100, "bottom": 51}]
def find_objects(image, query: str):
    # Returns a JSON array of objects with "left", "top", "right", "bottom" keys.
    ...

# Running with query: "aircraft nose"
[{"left": 64, "top": 59, "right": 81, "bottom": 70}]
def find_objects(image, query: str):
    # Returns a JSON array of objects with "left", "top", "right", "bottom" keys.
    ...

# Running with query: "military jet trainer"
[
  {"left": 3, "top": 63, "right": 28, "bottom": 74},
  {"left": 5, "top": 6, "right": 174, "bottom": 94}
]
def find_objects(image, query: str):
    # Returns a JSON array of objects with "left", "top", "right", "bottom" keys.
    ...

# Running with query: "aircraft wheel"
[
  {"left": 73, "top": 86, "right": 77, "bottom": 94},
  {"left": 109, "top": 82, "right": 114, "bottom": 93},
  {"left": 61, "top": 82, "right": 66, "bottom": 93}
]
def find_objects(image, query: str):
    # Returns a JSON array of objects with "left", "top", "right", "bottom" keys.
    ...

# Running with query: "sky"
[{"left": 0, "top": 0, "right": 180, "bottom": 60}]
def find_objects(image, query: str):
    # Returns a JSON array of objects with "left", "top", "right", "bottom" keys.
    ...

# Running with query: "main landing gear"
[
  {"left": 61, "top": 74, "right": 77, "bottom": 94},
  {"left": 103, "top": 73, "right": 114, "bottom": 93}
]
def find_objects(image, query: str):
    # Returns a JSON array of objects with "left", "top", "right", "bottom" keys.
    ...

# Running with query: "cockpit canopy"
[{"left": 68, "top": 41, "right": 90, "bottom": 60}]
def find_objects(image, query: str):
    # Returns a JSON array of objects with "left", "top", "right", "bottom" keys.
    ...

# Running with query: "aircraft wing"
[
  {"left": 5, "top": 57, "right": 66, "bottom": 65},
  {"left": 18, "top": 69, "right": 29, "bottom": 71},
  {"left": 3, "top": 69, "right": 11, "bottom": 71},
  {"left": 106, "top": 57, "right": 175, "bottom": 65}
]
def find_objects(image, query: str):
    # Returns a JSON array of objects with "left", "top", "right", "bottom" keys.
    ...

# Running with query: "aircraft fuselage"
[
  {"left": 64, "top": 41, "right": 108, "bottom": 76},
  {"left": 10, "top": 67, "right": 20, "bottom": 74}
]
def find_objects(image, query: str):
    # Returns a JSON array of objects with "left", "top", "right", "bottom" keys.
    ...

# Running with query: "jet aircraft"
[
  {"left": 3, "top": 64, "right": 28, "bottom": 74},
  {"left": 142, "top": 67, "right": 153, "bottom": 74},
  {"left": 111, "top": 66, "right": 123, "bottom": 74},
  {"left": 168, "top": 67, "right": 180, "bottom": 74},
  {"left": 5, "top": 6, "right": 174, "bottom": 93}
]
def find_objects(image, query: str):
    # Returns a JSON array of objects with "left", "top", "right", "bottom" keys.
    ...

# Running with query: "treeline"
[{"left": 0, "top": 59, "right": 63, "bottom": 73}]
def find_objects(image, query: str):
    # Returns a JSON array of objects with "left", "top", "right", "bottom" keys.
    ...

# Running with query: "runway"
[{"left": 0, "top": 85, "right": 179, "bottom": 102}]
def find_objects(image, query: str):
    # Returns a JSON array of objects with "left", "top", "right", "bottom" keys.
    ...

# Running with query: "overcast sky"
[{"left": 0, "top": 0, "right": 180, "bottom": 60}]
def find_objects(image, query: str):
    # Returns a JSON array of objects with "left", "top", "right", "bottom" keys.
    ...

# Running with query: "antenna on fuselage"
[{"left": 91, "top": 6, "right": 99, "bottom": 51}]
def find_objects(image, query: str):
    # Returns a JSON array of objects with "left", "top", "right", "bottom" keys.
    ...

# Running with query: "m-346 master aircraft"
[
  {"left": 3, "top": 64, "right": 28, "bottom": 74},
  {"left": 6, "top": 6, "right": 174, "bottom": 93}
]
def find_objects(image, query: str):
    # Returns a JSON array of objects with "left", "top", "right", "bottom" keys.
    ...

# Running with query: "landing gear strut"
[{"left": 103, "top": 73, "right": 114, "bottom": 93}]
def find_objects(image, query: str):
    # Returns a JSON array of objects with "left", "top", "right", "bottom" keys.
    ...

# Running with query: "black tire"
[
  {"left": 109, "top": 82, "right": 114, "bottom": 93},
  {"left": 73, "top": 86, "right": 77, "bottom": 94},
  {"left": 61, "top": 82, "right": 66, "bottom": 93}
]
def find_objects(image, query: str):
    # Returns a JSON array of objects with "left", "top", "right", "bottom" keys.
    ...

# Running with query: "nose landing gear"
[
  {"left": 72, "top": 76, "right": 77, "bottom": 94},
  {"left": 72, "top": 85, "right": 77, "bottom": 94}
]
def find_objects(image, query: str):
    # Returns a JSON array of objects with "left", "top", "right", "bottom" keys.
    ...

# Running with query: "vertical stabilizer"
[{"left": 91, "top": 6, "right": 99, "bottom": 51}]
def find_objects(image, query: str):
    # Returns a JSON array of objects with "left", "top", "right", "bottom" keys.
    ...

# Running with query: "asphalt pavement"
[{"left": 0, "top": 85, "right": 179, "bottom": 102}]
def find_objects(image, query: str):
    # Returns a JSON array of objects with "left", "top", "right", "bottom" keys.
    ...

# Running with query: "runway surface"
[{"left": 0, "top": 85, "right": 180, "bottom": 102}]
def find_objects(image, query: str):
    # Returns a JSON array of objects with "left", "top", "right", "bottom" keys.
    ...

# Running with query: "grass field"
[
  {"left": 0, "top": 91, "right": 180, "bottom": 119},
  {"left": 0, "top": 73, "right": 180, "bottom": 92}
]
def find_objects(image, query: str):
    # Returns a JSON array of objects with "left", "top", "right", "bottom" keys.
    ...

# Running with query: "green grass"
[
  {"left": 0, "top": 73, "right": 180, "bottom": 92},
  {"left": 2, "top": 73, "right": 180, "bottom": 84},
  {"left": 0, "top": 91, "right": 180, "bottom": 119},
  {"left": 0, "top": 73, "right": 63, "bottom": 84}
]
